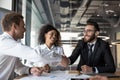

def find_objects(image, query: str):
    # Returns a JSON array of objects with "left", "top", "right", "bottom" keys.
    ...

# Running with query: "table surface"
[{"left": 14, "top": 70, "right": 120, "bottom": 80}]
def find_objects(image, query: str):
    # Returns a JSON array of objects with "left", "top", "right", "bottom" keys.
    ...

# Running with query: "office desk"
[{"left": 14, "top": 71, "right": 120, "bottom": 80}]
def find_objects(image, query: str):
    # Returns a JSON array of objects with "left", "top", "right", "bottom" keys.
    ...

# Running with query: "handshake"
[{"left": 30, "top": 55, "right": 69, "bottom": 76}]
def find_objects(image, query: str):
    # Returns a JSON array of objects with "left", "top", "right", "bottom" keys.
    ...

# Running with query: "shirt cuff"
[
  {"left": 28, "top": 68, "right": 31, "bottom": 74},
  {"left": 94, "top": 67, "right": 99, "bottom": 73}
]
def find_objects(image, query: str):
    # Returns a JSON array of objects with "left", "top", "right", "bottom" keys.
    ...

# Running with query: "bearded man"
[{"left": 69, "top": 20, "right": 116, "bottom": 73}]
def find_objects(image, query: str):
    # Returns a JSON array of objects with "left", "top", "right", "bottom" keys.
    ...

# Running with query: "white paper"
[
  {"left": 71, "top": 74, "right": 91, "bottom": 79},
  {"left": 19, "top": 71, "right": 91, "bottom": 80}
]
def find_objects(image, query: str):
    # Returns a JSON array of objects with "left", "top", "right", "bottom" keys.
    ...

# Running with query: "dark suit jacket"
[{"left": 69, "top": 38, "right": 116, "bottom": 73}]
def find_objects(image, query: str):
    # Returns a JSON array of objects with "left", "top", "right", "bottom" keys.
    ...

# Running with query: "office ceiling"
[{"left": 37, "top": 0, "right": 120, "bottom": 33}]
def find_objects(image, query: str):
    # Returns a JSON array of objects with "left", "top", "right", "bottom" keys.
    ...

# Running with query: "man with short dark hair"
[{"left": 69, "top": 20, "right": 116, "bottom": 73}]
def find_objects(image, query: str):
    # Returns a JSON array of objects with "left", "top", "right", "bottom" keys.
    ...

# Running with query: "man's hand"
[
  {"left": 43, "top": 64, "right": 51, "bottom": 73},
  {"left": 60, "top": 56, "right": 69, "bottom": 67},
  {"left": 30, "top": 67, "right": 44, "bottom": 76},
  {"left": 81, "top": 65, "right": 93, "bottom": 73}
]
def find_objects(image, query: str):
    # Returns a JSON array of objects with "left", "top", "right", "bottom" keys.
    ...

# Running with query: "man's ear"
[
  {"left": 12, "top": 23, "right": 17, "bottom": 29},
  {"left": 95, "top": 31, "right": 99, "bottom": 36}
]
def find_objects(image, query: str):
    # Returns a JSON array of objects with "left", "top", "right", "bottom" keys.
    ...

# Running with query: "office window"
[
  {"left": 0, "top": 0, "right": 12, "bottom": 10},
  {"left": 0, "top": 0, "right": 12, "bottom": 34},
  {"left": 21, "top": 0, "right": 48, "bottom": 47}
]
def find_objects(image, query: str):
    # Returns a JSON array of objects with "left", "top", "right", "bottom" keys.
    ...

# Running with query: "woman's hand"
[
  {"left": 30, "top": 67, "right": 44, "bottom": 76},
  {"left": 43, "top": 64, "right": 51, "bottom": 73}
]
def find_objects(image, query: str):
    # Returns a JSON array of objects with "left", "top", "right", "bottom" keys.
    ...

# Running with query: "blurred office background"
[{"left": 0, "top": 0, "right": 120, "bottom": 69}]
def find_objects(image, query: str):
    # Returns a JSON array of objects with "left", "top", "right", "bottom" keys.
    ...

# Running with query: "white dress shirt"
[
  {"left": 0, "top": 32, "right": 62, "bottom": 80},
  {"left": 0, "top": 55, "right": 30, "bottom": 80}
]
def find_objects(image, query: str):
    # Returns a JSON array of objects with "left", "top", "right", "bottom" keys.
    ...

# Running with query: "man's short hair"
[
  {"left": 86, "top": 20, "right": 100, "bottom": 31},
  {"left": 1, "top": 12, "right": 23, "bottom": 31}
]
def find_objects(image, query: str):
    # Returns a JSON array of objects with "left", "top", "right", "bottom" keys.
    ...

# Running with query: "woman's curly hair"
[{"left": 38, "top": 24, "right": 62, "bottom": 46}]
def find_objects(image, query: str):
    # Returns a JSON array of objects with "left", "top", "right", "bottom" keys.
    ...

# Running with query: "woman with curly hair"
[{"left": 26, "top": 24, "right": 68, "bottom": 72}]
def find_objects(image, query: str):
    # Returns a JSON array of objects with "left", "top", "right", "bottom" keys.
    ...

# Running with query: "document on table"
[
  {"left": 71, "top": 74, "right": 91, "bottom": 79},
  {"left": 19, "top": 71, "right": 91, "bottom": 80}
]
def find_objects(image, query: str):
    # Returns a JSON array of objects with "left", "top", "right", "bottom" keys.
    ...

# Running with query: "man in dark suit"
[{"left": 69, "top": 20, "right": 116, "bottom": 73}]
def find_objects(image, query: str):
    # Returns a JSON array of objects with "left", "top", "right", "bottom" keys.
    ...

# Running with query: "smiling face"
[
  {"left": 45, "top": 30, "right": 58, "bottom": 45},
  {"left": 83, "top": 25, "right": 98, "bottom": 42}
]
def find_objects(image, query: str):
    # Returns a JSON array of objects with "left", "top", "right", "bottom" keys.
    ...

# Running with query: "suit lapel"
[{"left": 83, "top": 43, "right": 89, "bottom": 64}]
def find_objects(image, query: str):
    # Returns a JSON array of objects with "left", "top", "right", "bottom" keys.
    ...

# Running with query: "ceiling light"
[
  {"left": 103, "top": 3, "right": 109, "bottom": 7},
  {"left": 119, "top": 3, "right": 120, "bottom": 7},
  {"left": 114, "top": 14, "right": 117, "bottom": 16},
  {"left": 97, "top": 14, "right": 100, "bottom": 16},
  {"left": 105, "top": 10, "right": 114, "bottom": 13}
]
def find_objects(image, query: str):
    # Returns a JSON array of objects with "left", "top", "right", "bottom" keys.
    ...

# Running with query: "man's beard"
[{"left": 84, "top": 34, "right": 96, "bottom": 42}]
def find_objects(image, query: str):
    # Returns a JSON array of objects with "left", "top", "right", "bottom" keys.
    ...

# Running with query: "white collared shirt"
[
  {"left": 87, "top": 40, "right": 96, "bottom": 52},
  {"left": 0, "top": 32, "right": 62, "bottom": 80}
]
